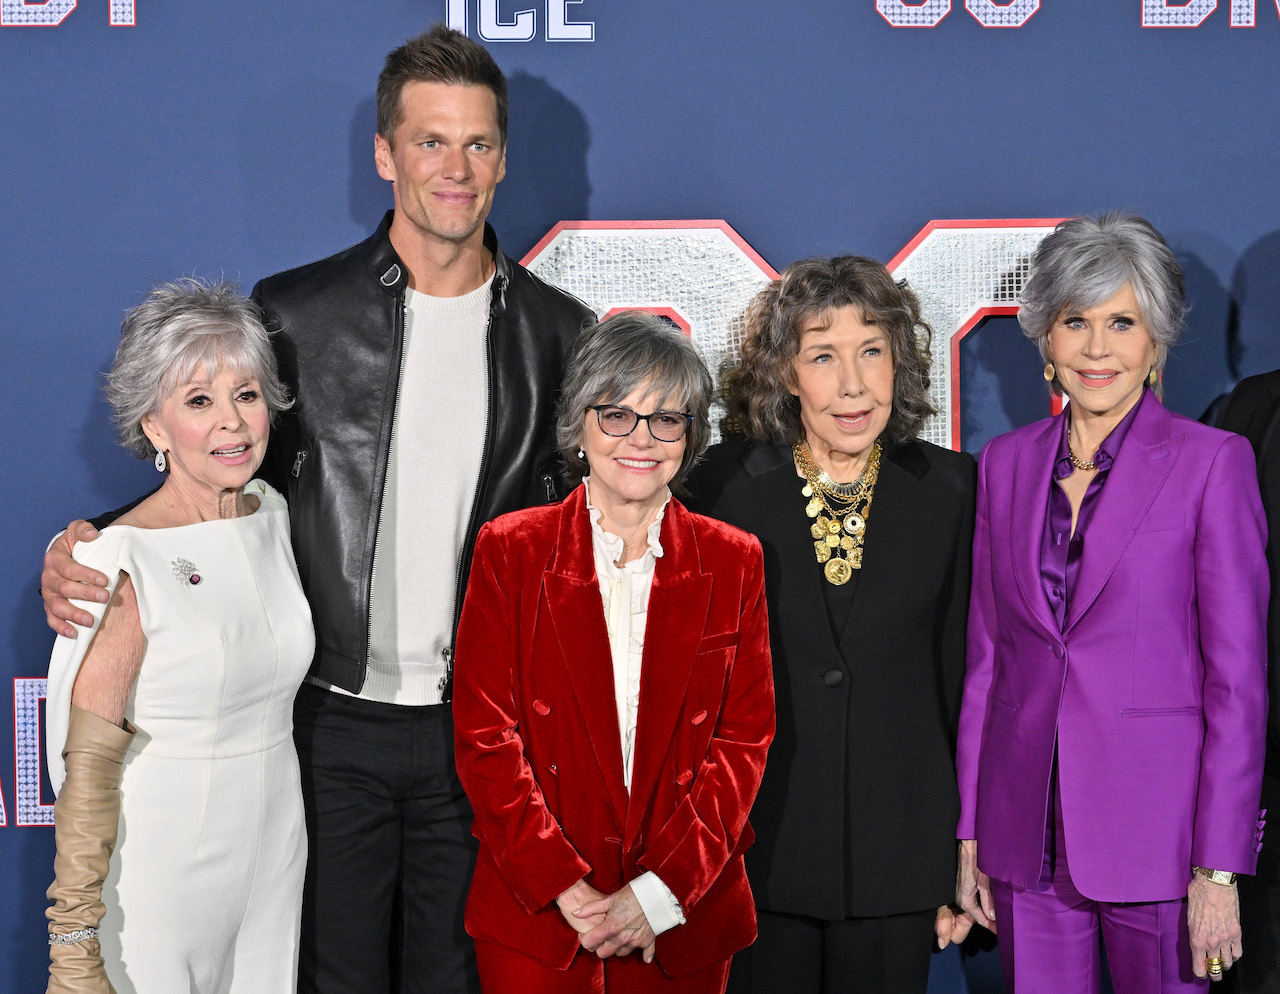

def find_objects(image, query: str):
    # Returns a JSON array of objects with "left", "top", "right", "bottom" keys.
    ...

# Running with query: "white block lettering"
[
  {"left": 478, "top": 0, "right": 535, "bottom": 41},
  {"left": 446, "top": 0, "right": 468, "bottom": 33},
  {"left": 547, "top": 0, "right": 593, "bottom": 41}
]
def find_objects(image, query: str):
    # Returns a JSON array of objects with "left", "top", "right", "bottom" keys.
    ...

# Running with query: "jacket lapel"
[
  {"left": 1065, "top": 391, "right": 1179, "bottom": 633},
  {"left": 625, "top": 500, "right": 712, "bottom": 841},
  {"left": 743, "top": 447, "right": 849, "bottom": 666},
  {"left": 838, "top": 445, "right": 914, "bottom": 654},
  {"left": 1010, "top": 416, "right": 1063, "bottom": 636},
  {"left": 542, "top": 488, "right": 630, "bottom": 823}
]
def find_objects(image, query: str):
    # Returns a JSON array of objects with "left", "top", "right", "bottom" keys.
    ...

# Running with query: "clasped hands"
[{"left": 557, "top": 879, "right": 657, "bottom": 963}]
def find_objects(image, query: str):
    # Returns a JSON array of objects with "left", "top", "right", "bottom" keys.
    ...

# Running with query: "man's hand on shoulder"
[{"left": 42, "top": 520, "right": 108, "bottom": 637}]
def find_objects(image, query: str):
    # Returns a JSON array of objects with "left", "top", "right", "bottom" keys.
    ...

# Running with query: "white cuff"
[{"left": 630, "top": 871, "right": 685, "bottom": 937}]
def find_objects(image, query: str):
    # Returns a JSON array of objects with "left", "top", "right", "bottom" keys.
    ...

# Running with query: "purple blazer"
[{"left": 956, "top": 390, "right": 1269, "bottom": 903}]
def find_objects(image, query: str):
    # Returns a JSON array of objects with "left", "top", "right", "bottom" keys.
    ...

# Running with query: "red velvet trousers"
[{"left": 474, "top": 939, "right": 730, "bottom": 994}]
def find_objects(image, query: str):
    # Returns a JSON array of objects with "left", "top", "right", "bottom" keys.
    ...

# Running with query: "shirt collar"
[
  {"left": 1053, "top": 387, "right": 1147, "bottom": 481},
  {"left": 583, "top": 478, "right": 669, "bottom": 577}
]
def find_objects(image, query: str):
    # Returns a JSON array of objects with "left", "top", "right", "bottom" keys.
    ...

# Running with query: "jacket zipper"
[
  {"left": 365, "top": 270, "right": 408, "bottom": 689},
  {"left": 445, "top": 270, "right": 505, "bottom": 701}
]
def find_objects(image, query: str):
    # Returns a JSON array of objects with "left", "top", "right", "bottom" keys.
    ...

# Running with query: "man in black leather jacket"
[
  {"left": 43, "top": 25, "right": 592, "bottom": 994},
  {"left": 256, "top": 210, "right": 588, "bottom": 698},
  {"left": 259, "top": 28, "right": 593, "bottom": 994}
]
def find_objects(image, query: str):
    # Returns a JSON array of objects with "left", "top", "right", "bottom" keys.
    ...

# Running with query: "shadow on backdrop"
[
  {"left": 348, "top": 95, "right": 388, "bottom": 230},
  {"left": 490, "top": 72, "right": 592, "bottom": 260},
  {"left": 1167, "top": 250, "right": 1233, "bottom": 422},
  {"left": 343, "top": 76, "right": 592, "bottom": 266},
  {"left": 239, "top": 75, "right": 368, "bottom": 275},
  {"left": 1231, "top": 230, "right": 1280, "bottom": 382}
]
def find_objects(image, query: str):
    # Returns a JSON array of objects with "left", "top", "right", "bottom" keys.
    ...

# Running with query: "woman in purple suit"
[{"left": 955, "top": 213, "right": 1268, "bottom": 992}]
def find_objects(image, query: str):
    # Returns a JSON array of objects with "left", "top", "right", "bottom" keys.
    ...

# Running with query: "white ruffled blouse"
[{"left": 583, "top": 480, "right": 685, "bottom": 936}]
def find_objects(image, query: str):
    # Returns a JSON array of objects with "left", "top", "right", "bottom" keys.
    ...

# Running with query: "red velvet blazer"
[{"left": 453, "top": 485, "right": 774, "bottom": 978}]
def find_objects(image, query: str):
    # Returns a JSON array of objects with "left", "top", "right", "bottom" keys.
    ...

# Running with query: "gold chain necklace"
[
  {"left": 793, "top": 439, "right": 882, "bottom": 585},
  {"left": 1066, "top": 421, "right": 1097, "bottom": 472}
]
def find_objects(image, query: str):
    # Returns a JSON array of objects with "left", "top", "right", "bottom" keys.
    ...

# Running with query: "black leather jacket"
[{"left": 253, "top": 211, "right": 592, "bottom": 695}]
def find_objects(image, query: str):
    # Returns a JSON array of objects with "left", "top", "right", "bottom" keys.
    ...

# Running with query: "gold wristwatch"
[{"left": 1192, "top": 866, "right": 1238, "bottom": 886}]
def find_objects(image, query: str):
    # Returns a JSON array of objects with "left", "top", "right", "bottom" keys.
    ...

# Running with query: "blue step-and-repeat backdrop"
[{"left": 3, "top": 2, "right": 1279, "bottom": 990}]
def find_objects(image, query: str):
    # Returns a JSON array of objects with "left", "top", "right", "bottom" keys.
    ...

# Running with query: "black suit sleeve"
[{"left": 939, "top": 453, "right": 977, "bottom": 735}]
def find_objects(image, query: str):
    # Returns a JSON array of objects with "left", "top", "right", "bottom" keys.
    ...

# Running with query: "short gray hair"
[
  {"left": 106, "top": 279, "right": 292, "bottom": 459},
  {"left": 1019, "top": 213, "right": 1185, "bottom": 396},
  {"left": 556, "top": 311, "right": 713, "bottom": 491}
]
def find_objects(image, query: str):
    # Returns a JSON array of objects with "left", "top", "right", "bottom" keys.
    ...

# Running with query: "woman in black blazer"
[{"left": 688, "top": 256, "right": 975, "bottom": 994}]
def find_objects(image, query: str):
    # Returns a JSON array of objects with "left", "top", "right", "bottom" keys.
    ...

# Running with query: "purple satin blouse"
[{"left": 1040, "top": 392, "right": 1146, "bottom": 630}]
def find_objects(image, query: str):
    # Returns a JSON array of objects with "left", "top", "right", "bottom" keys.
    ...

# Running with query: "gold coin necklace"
[{"left": 793, "top": 439, "right": 881, "bottom": 586}]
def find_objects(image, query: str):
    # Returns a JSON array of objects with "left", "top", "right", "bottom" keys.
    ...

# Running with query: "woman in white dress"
[{"left": 44, "top": 280, "right": 314, "bottom": 994}]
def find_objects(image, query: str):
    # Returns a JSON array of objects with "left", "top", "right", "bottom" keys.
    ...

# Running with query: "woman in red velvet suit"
[{"left": 453, "top": 311, "right": 775, "bottom": 994}]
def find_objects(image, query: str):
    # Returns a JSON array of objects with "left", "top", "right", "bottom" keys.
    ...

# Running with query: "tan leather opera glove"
[{"left": 46, "top": 705, "right": 133, "bottom": 994}]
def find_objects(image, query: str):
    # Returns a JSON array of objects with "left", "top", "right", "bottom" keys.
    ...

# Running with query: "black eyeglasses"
[{"left": 590, "top": 405, "right": 693, "bottom": 443}]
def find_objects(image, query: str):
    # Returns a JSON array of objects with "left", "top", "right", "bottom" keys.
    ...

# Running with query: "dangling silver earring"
[
  {"left": 577, "top": 448, "right": 585, "bottom": 460},
  {"left": 154, "top": 450, "right": 167, "bottom": 473}
]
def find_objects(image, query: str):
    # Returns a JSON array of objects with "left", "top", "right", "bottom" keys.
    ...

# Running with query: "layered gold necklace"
[{"left": 793, "top": 439, "right": 882, "bottom": 586}]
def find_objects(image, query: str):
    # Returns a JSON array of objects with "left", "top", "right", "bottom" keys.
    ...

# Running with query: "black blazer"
[
  {"left": 1216, "top": 370, "right": 1280, "bottom": 771},
  {"left": 687, "top": 437, "right": 975, "bottom": 919}
]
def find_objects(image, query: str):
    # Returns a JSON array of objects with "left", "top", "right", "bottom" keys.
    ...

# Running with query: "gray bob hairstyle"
[
  {"left": 1019, "top": 212, "right": 1185, "bottom": 397},
  {"left": 106, "top": 279, "right": 292, "bottom": 459},
  {"left": 556, "top": 310, "right": 714, "bottom": 491}
]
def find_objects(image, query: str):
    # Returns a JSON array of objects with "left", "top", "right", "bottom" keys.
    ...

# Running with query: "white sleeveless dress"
[{"left": 46, "top": 480, "right": 315, "bottom": 993}]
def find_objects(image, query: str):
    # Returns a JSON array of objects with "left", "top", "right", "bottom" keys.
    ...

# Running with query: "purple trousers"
[{"left": 989, "top": 775, "right": 1209, "bottom": 994}]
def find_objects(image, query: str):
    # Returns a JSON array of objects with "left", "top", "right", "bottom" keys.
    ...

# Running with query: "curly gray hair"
[
  {"left": 723, "top": 255, "right": 935, "bottom": 445},
  {"left": 106, "top": 279, "right": 292, "bottom": 459}
]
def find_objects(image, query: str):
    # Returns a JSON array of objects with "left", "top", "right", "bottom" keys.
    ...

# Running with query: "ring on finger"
[{"left": 1207, "top": 956, "right": 1225, "bottom": 979}]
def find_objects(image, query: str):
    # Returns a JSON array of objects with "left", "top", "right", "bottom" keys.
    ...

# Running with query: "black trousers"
[
  {"left": 727, "top": 907, "right": 936, "bottom": 994},
  {"left": 293, "top": 682, "right": 481, "bottom": 994}
]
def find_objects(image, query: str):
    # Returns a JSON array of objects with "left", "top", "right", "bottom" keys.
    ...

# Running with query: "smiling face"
[
  {"left": 1047, "top": 282, "right": 1156, "bottom": 423},
  {"left": 791, "top": 305, "right": 895, "bottom": 479},
  {"left": 142, "top": 363, "right": 269, "bottom": 504},
  {"left": 580, "top": 381, "right": 687, "bottom": 521},
  {"left": 374, "top": 81, "right": 506, "bottom": 251}
]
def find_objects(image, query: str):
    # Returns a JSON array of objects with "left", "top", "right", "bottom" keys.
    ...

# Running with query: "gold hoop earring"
[
  {"left": 1148, "top": 367, "right": 1159, "bottom": 388},
  {"left": 1043, "top": 363, "right": 1056, "bottom": 383}
]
